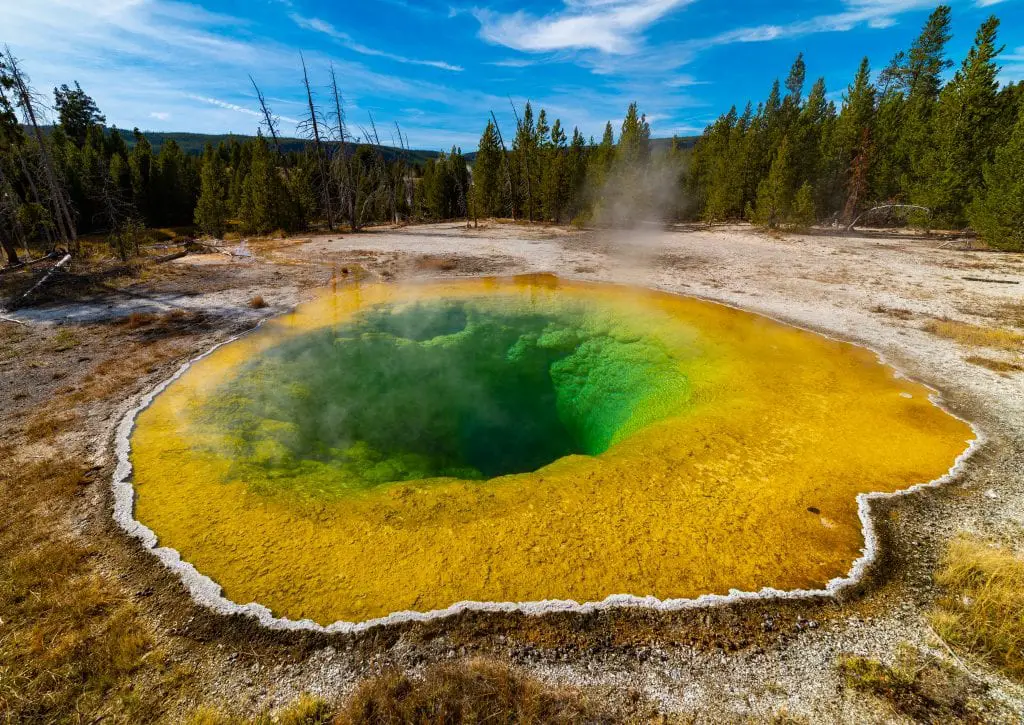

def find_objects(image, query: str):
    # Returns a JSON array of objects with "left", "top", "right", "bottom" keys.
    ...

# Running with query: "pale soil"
[{"left": 3, "top": 221, "right": 1023, "bottom": 722}]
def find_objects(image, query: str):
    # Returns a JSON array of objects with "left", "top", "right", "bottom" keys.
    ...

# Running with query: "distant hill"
[
  {"left": 31, "top": 125, "right": 699, "bottom": 164},
  {"left": 30, "top": 126, "right": 442, "bottom": 165}
]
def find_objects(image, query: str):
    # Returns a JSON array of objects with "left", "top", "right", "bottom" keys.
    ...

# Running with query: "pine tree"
[
  {"left": 968, "top": 104, "right": 1024, "bottom": 251},
  {"left": 53, "top": 81, "right": 105, "bottom": 148},
  {"left": 239, "top": 134, "right": 290, "bottom": 234},
  {"left": 789, "top": 182, "right": 816, "bottom": 229},
  {"left": 750, "top": 137, "right": 794, "bottom": 228},
  {"left": 194, "top": 144, "right": 229, "bottom": 237},
  {"left": 895, "top": 6, "right": 954, "bottom": 199},
  {"left": 472, "top": 120, "right": 503, "bottom": 217},
  {"left": 915, "top": 16, "right": 1004, "bottom": 227},
  {"left": 829, "top": 57, "right": 876, "bottom": 221},
  {"left": 617, "top": 102, "right": 650, "bottom": 167}
]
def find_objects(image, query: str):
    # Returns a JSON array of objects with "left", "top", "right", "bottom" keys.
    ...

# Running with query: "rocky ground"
[{"left": 1, "top": 221, "right": 1022, "bottom": 722}]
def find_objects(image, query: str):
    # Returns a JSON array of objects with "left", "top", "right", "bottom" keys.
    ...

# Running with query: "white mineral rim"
[{"left": 111, "top": 282, "right": 985, "bottom": 634}]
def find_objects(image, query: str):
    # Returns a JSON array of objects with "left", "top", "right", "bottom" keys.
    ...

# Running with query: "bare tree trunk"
[
  {"left": 327, "top": 64, "right": 354, "bottom": 232},
  {"left": 250, "top": 75, "right": 282, "bottom": 158},
  {"left": 16, "top": 153, "right": 53, "bottom": 248},
  {"left": 509, "top": 100, "right": 532, "bottom": 222},
  {"left": 299, "top": 53, "right": 335, "bottom": 231},
  {"left": 489, "top": 111, "right": 514, "bottom": 221},
  {"left": 4, "top": 46, "right": 77, "bottom": 252}
]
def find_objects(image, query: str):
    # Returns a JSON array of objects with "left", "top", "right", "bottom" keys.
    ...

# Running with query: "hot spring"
[{"left": 127, "top": 275, "right": 974, "bottom": 625}]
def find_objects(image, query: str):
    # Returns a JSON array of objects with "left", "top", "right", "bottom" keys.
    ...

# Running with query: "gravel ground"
[{"left": 5, "top": 221, "right": 1023, "bottom": 722}]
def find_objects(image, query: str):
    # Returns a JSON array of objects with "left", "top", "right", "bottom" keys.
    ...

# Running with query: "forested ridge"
[{"left": 2, "top": 4, "right": 1023, "bottom": 268}]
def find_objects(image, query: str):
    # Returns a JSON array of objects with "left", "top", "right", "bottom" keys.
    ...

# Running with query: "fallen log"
[
  {"left": 154, "top": 250, "right": 188, "bottom": 264},
  {"left": 847, "top": 204, "right": 930, "bottom": 231},
  {"left": 962, "top": 276, "right": 1019, "bottom": 285}
]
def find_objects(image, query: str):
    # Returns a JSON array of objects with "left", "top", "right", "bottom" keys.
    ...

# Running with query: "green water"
[{"left": 199, "top": 297, "right": 697, "bottom": 496}]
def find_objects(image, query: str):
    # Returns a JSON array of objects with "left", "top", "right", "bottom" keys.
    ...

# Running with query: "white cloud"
[
  {"left": 473, "top": 0, "right": 694, "bottom": 54},
  {"left": 975, "top": 0, "right": 1009, "bottom": 6},
  {"left": 149, "top": 111, "right": 171, "bottom": 121},
  {"left": 687, "top": 0, "right": 934, "bottom": 55},
  {"left": 289, "top": 13, "right": 463, "bottom": 71},
  {"left": 185, "top": 94, "right": 299, "bottom": 125}
]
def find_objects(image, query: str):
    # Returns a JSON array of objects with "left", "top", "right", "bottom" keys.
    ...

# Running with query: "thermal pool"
[{"left": 126, "top": 275, "right": 974, "bottom": 626}]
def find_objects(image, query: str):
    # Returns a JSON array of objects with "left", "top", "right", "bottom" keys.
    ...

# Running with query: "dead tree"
[
  {"left": 2, "top": 46, "right": 76, "bottom": 252},
  {"left": 847, "top": 204, "right": 931, "bottom": 231},
  {"left": 489, "top": 111, "right": 514, "bottom": 221},
  {"left": 297, "top": 53, "right": 335, "bottom": 230},
  {"left": 250, "top": 75, "right": 282, "bottom": 158},
  {"left": 327, "top": 63, "right": 355, "bottom": 232},
  {"left": 509, "top": 98, "right": 533, "bottom": 222}
]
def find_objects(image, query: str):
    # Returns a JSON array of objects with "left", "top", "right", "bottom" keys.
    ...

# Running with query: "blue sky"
[{"left": 4, "top": 0, "right": 1023, "bottom": 150}]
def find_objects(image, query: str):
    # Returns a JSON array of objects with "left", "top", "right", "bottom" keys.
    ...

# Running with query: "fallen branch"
[
  {"left": 0, "top": 314, "right": 28, "bottom": 326},
  {"left": 847, "top": 204, "right": 930, "bottom": 231},
  {"left": 153, "top": 250, "right": 188, "bottom": 264},
  {"left": 962, "top": 276, "right": 1019, "bottom": 285},
  {"left": 0, "top": 251, "right": 59, "bottom": 275},
  {"left": 17, "top": 253, "right": 71, "bottom": 303}
]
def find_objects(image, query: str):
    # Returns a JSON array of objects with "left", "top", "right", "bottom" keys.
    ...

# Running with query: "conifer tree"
[
  {"left": 194, "top": 144, "right": 229, "bottom": 237},
  {"left": 915, "top": 15, "right": 1004, "bottom": 227},
  {"left": 53, "top": 81, "right": 105, "bottom": 148},
  {"left": 749, "top": 137, "right": 794, "bottom": 228},
  {"left": 968, "top": 104, "right": 1024, "bottom": 251},
  {"left": 472, "top": 120, "right": 503, "bottom": 217}
]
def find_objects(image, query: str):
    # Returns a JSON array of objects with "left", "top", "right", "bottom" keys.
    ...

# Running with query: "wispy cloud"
[
  {"left": 288, "top": 13, "right": 463, "bottom": 71},
  {"left": 473, "top": 0, "right": 694, "bottom": 54},
  {"left": 149, "top": 111, "right": 171, "bottom": 121},
  {"left": 692, "top": 0, "right": 935, "bottom": 51},
  {"left": 186, "top": 94, "right": 300, "bottom": 125}
]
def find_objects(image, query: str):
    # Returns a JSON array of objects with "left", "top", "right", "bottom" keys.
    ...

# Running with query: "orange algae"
[{"left": 129, "top": 275, "right": 974, "bottom": 624}]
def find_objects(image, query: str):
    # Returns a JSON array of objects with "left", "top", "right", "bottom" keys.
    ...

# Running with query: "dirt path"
[{"left": 3, "top": 222, "right": 1022, "bottom": 722}]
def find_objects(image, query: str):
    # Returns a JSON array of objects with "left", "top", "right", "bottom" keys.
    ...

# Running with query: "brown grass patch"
[
  {"left": 23, "top": 408, "right": 82, "bottom": 441},
  {"left": 965, "top": 356, "right": 1024, "bottom": 374},
  {"left": 122, "top": 311, "right": 160, "bottom": 329},
  {"left": 931, "top": 536, "right": 1024, "bottom": 681},
  {"left": 184, "top": 694, "right": 333, "bottom": 725},
  {"left": 871, "top": 304, "right": 915, "bottom": 321},
  {"left": 414, "top": 255, "right": 459, "bottom": 272},
  {"left": 248, "top": 295, "right": 267, "bottom": 309},
  {"left": 0, "top": 453, "right": 175, "bottom": 723},
  {"left": 51, "top": 328, "right": 82, "bottom": 351},
  {"left": 337, "top": 659, "right": 615, "bottom": 725},
  {"left": 922, "top": 318, "right": 1024, "bottom": 352},
  {"left": 838, "top": 645, "right": 1002, "bottom": 723}
]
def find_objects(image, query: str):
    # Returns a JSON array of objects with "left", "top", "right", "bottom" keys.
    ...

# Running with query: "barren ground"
[{"left": 2, "top": 221, "right": 1023, "bottom": 722}]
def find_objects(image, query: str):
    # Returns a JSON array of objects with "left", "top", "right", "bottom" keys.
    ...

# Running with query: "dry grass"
[
  {"left": 122, "top": 311, "right": 161, "bottom": 329},
  {"left": 0, "top": 454, "right": 172, "bottom": 723},
  {"left": 837, "top": 645, "right": 1000, "bottom": 723},
  {"left": 871, "top": 304, "right": 915, "bottom": 321},
  {"left": 336, "top": 659, "right": 615, "bottom": 725},
  {"left": 51, "top": 328, "right": 81, "bottom": 352},
  {"left": 22, "top": 408, "right": 82, "bottom": 441},
  {"left": 248, "top": 295, "right": 267, "bottom": 309},
  {"left": 184, "top": 694, "right": 333, "bottom": 725},
  {"left": 923, "top": 318, "right": 1024, "bottom": 352},
  {"left": 965, "top": 356, "right": 1024, "bottom": 374},
  {"left": 413, "top": 255, "right": 459, "bottom": 272},
  {"left": 931, "top": 536, "right": 1024, "bottom": 682}
]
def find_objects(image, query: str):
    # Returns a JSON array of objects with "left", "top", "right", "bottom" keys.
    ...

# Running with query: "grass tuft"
[
  {"left": 931, "top": 535, "right": 1024, "bottom": 681},
  {"left": 965, "top": 356, "right": 1024, "bottom": 374},
  {"left": 248, "top": 295, "right": 267, "bottom": 309},
  {"left": 337, "top": 659, "right": 612, "bottom": 725},
  {"left": 838, "top": 644, "right": 997, "bottom": 723},
  {"left": 52, "top": 328, "right": 81, "bottom": 351},
  {"left": 923, "top": 318, "right": 1024, "bottom": 352}
]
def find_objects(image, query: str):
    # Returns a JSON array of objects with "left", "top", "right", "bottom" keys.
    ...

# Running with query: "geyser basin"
[{"left": 127, "top": 275, "right": 974, "bottom": 626}]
